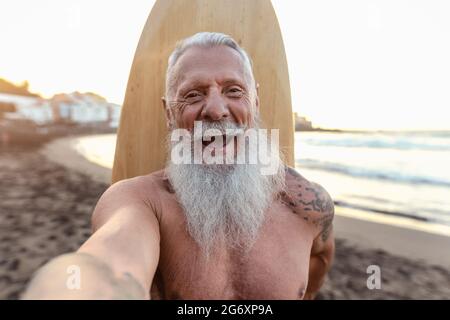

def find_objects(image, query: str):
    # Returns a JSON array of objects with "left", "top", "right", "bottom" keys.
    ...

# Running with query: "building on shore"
[
  {"left": 0, "top": 92, "right": 120, "bottom": 128},
  {"left": 0, "top": 92, "right": 121, "bottom": 146},
  {"left": 293, "top": 112, "right": 313, "bottom": 131}
]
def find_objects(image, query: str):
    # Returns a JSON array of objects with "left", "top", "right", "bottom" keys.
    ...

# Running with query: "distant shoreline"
[{"left": 296, "top": 128, "right": 450, "bottom": 135}]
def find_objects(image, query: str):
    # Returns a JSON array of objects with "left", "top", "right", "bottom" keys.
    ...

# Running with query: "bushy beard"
[{"left": 166, "top": 119, "right": 286, "bottom": 256}]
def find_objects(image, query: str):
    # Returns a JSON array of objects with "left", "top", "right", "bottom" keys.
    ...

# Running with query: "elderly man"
[{"left": 23, "top": 32, "right": 335, "bottom": 300}]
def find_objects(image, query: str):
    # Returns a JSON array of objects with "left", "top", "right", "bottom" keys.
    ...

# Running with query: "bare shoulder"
[
  {"left": 91, "top": 170, "right": 166, "bottom": 229},
  {"left": 281, "top": 167, "right": 335, "bottom": 242}
]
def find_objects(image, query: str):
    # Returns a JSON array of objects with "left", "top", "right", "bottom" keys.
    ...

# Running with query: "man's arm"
[
  {"left": 304, "top": 182, "right": 335, "bottom": 300},
  {"left": 22, "top": 177, "right": 161, "bottom": 300},
  {"left": 283, "top": 168, "right": 335, "bottom": 300},
  {"left": 304, "top": 227, "right": 335, "bottom": 300}
]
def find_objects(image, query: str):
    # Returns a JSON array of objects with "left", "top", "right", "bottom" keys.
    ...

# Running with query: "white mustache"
[{"left": 192, "top": 121, "right": 246, "bottom": 141}]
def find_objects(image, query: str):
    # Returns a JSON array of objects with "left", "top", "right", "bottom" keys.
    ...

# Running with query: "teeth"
[
  {"left": 199, "top": 134, "right": 237, "bottom": 146},
  {"left": 203, "top": 134, "right": 223, "bottom": 139},
  {"left": 194, "top": 130, "right": 242, "bottom": 141}
]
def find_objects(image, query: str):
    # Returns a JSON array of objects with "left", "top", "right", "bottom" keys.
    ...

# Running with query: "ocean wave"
[
  {"left": 334, "top": 199, "right": 450, "bottom": 226},
  {"left": 297, "top": 159, "right": 450, "bottom": 188},
  {"left": 333, "top": 200, "right": 430, "bottom": 222},
  {"left": 299, "top": 135, "right": 450, "bottom": 151}
]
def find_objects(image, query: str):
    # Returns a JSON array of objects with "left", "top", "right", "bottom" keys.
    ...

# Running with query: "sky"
[{"left": 1, "top": 0, "right": 449, "bottom": 131}]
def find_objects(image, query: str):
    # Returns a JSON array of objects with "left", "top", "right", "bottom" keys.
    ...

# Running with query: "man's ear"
[{"left": 161, "top": 96, "right": 174, "bottom": 129}]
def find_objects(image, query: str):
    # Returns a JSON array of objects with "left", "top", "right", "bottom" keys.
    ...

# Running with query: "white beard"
[{"left": 166, "top": 120, "right": 286, "bottom": 256}]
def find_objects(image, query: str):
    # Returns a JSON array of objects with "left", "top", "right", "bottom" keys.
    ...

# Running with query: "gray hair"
[{"left": 165, "top": 32, "right": 255, "bottom": 101}]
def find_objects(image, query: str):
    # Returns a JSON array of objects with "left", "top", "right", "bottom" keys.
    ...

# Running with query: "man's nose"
[{"left": 200, "top": 91, "right": 230, "bottom": 121}]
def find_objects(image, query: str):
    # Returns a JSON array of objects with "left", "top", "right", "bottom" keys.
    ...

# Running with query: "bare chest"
[{"left": 152, "top": 203, "right": 313, "bottom": 300}]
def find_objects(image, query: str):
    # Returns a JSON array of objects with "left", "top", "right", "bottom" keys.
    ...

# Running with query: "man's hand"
[
  {"left": 22, "top": 252, "right": 146, "bottom": 299},
  {"left": 22, "top": 177, "right": 161, "bottom": 300}
]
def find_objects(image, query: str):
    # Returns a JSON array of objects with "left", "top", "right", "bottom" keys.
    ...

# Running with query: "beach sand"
[{"left": 0, "top": 140, "right": 449, "bottom": 299}]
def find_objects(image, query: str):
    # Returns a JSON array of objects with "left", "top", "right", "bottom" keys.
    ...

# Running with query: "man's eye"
[
  {"left": 184, "top": 92, "right": 202, "bottom": 100},
  {"left": 227, "top": 87, "right": 243, "bottom": 96}
]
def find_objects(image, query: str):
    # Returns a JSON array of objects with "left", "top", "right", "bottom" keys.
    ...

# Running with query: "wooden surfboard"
[{"left": 112, "top": 0, "right": 294, "bottom": 183}]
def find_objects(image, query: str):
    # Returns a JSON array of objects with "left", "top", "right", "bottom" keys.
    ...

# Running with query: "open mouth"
[{"left": 201, "top": 134, "right": 237, "bottom": 149}]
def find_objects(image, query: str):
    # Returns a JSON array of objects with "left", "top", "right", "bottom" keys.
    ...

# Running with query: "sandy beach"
[{"left": 1, "top": 137, "right": 449, "bottom": 299}]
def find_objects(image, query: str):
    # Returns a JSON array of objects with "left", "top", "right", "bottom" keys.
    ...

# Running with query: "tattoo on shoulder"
[{"left": 280, "top": 167, "right": 335, "bottom": 242}]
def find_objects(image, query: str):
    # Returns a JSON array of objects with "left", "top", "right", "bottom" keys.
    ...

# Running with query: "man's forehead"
[
  {"left": 177, "top": 73, "right": 247, "bottom": 91},
  {"left": 173, "top": 46, "right": 247, "bottom": 82}
]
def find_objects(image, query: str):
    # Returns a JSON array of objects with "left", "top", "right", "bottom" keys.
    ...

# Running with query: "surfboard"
[{"left": 112, "top": 0, "right": 295, "bottom": 183}]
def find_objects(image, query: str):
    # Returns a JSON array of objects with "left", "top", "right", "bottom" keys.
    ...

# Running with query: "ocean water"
[{"left": 294, "top": 131, "right": 450, "bottom": 227}]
